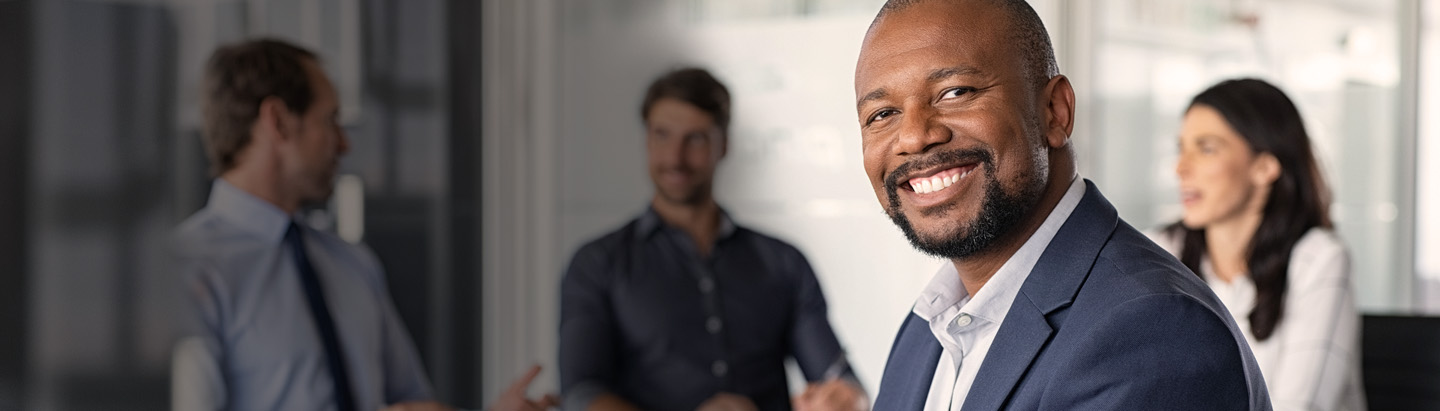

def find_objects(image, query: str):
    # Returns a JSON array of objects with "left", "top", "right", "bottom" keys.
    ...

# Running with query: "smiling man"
[
  {"left": 559, "top": 68, "right": 864, "bottom": 411},
  {"left": 855, "top": 1, "right": 1272, "bottom": 410}
]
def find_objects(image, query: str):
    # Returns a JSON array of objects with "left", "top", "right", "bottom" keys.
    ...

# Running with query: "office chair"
[{"left": 1362, "top": 314, "right": 1440, "bottom": 410}]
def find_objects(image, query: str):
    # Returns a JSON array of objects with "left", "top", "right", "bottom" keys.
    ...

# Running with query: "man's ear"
[
  {"left": 1041, "top": 74, "right": 1076, "bottom": 149},
  {"left": 255, "top": 96, "right": 295, "bottom": 143}
]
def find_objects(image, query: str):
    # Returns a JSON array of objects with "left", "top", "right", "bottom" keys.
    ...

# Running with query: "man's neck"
[
  {"left": 221, "top": 165, "right": 299, "bottom": 215},
  {"left": 951, "top": 173, "right": 1074, "bottom": 297},
  {"left": 651, "top": 195, "right": 721, "bottom": 257}
]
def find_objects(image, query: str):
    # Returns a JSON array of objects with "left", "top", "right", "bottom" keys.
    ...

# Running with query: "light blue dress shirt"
[{"left": 171, "top": 179, "right": 433, "bottom": 411}]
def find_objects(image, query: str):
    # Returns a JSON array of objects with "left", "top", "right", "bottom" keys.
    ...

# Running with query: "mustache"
[{"left": 883, "top": 148, "right": 995, "bottom": 193}]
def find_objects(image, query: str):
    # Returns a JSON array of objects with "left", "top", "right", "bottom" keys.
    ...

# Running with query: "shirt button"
[
  {"left": 699, "top": 277, "right": 715, "bottom": 293},
  {"left": 954, "top": 314, "right": 973, "bottom": 327},
  {"left": 706, "top": 316, "right": 723, "bottom": 334},
  {"left": 712, "top": 360, "right": 729, "bottom": 377}
]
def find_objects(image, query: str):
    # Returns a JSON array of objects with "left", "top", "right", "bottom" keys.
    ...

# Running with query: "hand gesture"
[{"left": 487, "top": 365, "right": 560, "bottom": 411}]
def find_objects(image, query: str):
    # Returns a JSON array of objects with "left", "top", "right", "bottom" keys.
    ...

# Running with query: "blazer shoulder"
[
  {"left": 1048, "top": 284, "right": 1269, "bottom": 410},
  {"left": 1087, "top": 222, "right": 1216, "bottom": 307}
]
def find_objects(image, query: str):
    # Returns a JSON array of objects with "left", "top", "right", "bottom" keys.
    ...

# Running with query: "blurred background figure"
[
  {"left": 3, "top": 1, "right": 1440, "bottom": 410},
  {"left": 559, "top": 67, "right": 864, "bottom": 411},
  {"left": 170, "top": 38, "right": 453, "bottom": 411},
  {"left": 1149, "top": 78, "right": 1365, "bottom": 411}
]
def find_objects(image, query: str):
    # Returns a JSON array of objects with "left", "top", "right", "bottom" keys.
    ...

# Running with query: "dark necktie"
[{"left": 285, "top": 222, "right": 357, "bottom": 411}]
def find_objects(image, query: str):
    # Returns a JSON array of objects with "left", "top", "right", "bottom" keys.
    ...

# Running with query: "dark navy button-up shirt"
[{"left": 560, "top": 207, "right": 855, "bottom": 411}]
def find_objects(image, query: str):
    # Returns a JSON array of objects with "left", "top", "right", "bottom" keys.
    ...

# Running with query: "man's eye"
[
  {"left": 941, "top": 87, "right": 976, "bottom": 99},
  {"left": 867, "top": 109, "right": 897, "bottom": 125}
]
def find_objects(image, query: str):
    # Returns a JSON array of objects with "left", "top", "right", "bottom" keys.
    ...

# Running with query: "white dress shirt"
[
  {"left": 170, "top": 179, "right": 435, "bottom": 411},
  {"left": 912, "top": 176, "right": 1085, "bottom": 411},
  {"left": 1148, "top": 227, "right": 1366, "bottom": 411}
]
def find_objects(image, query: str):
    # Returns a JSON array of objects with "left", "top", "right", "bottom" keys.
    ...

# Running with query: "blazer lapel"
[
  {"left": 959, "top": 180, "right": 1119, "bottom": 411},
  {"left": 874, "top": 313, "right": 942, "bottom": 411}
]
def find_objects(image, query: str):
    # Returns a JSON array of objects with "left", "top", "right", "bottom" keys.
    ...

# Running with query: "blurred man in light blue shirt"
[{"left": 169, "top": 38, "right": 451, "bottom": 411}]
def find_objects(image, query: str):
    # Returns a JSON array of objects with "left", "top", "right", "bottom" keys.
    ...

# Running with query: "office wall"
[{"left": 26, "top": 2, "right": 178, "bottom": 409}]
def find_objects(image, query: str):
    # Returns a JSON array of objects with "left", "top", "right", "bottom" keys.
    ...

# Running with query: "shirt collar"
[
  {"left": 206, "top": 178, "right": 294, "bottom": 244},
  {"left": 633, "top": 205, "right": 737, "bottom": 241},
  {"left": 913, "top": 175, "right": 1087, "bottom": 324}
]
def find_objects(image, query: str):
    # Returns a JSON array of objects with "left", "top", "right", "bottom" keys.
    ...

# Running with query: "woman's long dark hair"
[{"left": 1167, "top": 78, "right": 1332, "bottom": 341}]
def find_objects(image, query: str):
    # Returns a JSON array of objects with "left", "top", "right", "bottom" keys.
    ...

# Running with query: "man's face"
[
  {"left": 854, "top": 1, "right": 1050, "bottom": 259},
  {"left": 646, "top": 97, "right": 725, "bottom": 206},
  {"left": 280, "top": 59, "right": 349, "bottom": 206}
]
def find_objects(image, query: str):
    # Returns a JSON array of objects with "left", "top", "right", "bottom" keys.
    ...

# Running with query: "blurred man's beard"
[
  {"left": 298, "top": 170, "right": 337, "bottom": 207},
  {"left": 653, "top": 168, "right": 712, "bottom": 206},
  {"left": 657, "top": 183, "right": 709, "bottom": 206},
  {"left": 885, "top": 158, "right": 1043, "bottom": 260}
]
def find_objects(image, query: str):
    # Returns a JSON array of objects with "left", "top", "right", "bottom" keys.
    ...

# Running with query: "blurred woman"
[{"left": 1149, "top": 78, "right": 1365, "bottom": 411}]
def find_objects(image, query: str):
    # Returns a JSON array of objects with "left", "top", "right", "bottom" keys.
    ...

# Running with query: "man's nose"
[
  {"left": 892, "top": 107, "right": 950, "bottom": 156},
  {"left": 651, "top": 138, "right": 687, "bottom": 168}
]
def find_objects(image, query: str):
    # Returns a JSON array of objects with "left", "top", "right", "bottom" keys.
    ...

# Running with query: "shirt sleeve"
[
  {"left": 783, "top": 247, "right": 858, "bottom": 387},
  {"left": 1267, "top": 237, "right": 1360, "bottom": 411},
  {"left": 170, "top": 262, "right": 228, "bottom": 411},
  {"left": 559, "top": 244, "right": 621, "bottom": 410}
]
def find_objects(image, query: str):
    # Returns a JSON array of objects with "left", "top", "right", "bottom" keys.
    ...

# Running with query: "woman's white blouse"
[{"left": 1148, "top": 228, "right": 1367, "bottom": 411}]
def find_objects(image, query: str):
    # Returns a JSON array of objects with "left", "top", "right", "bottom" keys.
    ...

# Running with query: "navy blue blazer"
[{"left": 873, "top": 180, "right": 1271, "bottom": 411}]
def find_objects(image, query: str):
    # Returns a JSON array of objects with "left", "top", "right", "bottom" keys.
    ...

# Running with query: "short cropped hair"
[
  {"left": 875, "top": 0, "right": 1059, "bottom": 86},
  {"left": 640, "top": 68, "right": 732, "bottom": 134},
  {"left": 201, "top": 38, "right": 318, "bottom": 175}
]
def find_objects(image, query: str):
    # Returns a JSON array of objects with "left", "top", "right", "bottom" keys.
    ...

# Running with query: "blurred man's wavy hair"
[{"left": 202, "top": 38, "right": 317, "bottom": 176}]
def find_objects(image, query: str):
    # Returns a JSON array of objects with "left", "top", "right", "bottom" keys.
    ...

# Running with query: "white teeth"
[{"left": 911, "top": 168, "right": 975, "bottom": 194}]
